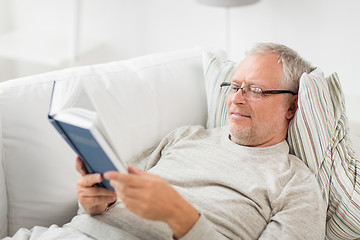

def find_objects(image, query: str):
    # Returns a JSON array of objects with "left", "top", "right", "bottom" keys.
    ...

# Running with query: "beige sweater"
[{"left": 67, "top": 125, "right": 326, "bottom": 240}]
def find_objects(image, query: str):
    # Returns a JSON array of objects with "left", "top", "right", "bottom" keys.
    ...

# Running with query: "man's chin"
[{"left": 229, "top": 127, "right": 255, "bottom": 146}]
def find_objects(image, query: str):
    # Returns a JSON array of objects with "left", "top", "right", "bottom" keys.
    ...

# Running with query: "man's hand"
[
  {"left": 104, "top": 166, "right": 200, "bottom": 238},
  {"left": 75, "top": 157, "right": 117, "bottom": 215}
]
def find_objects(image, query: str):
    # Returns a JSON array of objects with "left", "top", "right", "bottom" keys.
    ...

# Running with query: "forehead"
[{"left": 232, "top": 54, "right": 283, "bottom": 87}]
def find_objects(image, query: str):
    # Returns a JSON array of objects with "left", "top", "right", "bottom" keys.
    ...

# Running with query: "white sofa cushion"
[
  {"left": 0, "top": 77, "right": 79, "bottom": 237},
  {"left": 0, "top": 47, "right": 207, "bottom": 237},
  {"left": 0, "top": 119, "right": 7, "bottom": 238}
]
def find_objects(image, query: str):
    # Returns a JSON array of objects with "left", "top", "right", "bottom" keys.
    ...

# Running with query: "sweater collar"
[{"left": 220, "top": 125, "right": 289, "bottom": 156}]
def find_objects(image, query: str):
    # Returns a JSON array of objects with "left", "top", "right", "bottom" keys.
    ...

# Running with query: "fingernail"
[
  {"left": 97, "top": 174, "right": 103, "bottom": 181},
  {"left": 109, "top": 180, "right": 115, "bottom": 187}
]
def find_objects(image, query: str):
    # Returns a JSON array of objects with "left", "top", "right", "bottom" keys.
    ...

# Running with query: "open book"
[{"left": 48, "top": 80, "right": 127, "bottom": 190}]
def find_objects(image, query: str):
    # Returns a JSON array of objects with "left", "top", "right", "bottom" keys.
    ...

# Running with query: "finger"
[
  {"left": 104, "top": 172, "right": 146, "bottom": 189},
  {"left": 83, "top": 195, "right": 117, "bottom": 206},
  {"left": 109, "top": 180, "right": 124, "bottom": 196},
  {"left": 110, "top": 181, "right": 143, "bottom": 200},
  {"left": 104, "top": 168, "right": 151, "bottom": 182},
  {"left": 75, "top": 157, "right": 88, "bottom": 176},
  {"left": 80, "top": 194, "right": 117, "bottom": 213},
  {"left": 78, "top": 184, "right": 117, "bottom": 198},
  {"left": 128, "top": 166, "right": 146, "bottom": 176},
  {"left": 128, "top": 166, "right": 158, "bottom": 181},
  {"left": 108, "top": 178, "right": 142, "bottom": 196},
  {"left": 104, "top": 171, "right": 128, "bottom": 182},
  {"left": 78, "top": 173, "right": 103, "bottom": 187}
]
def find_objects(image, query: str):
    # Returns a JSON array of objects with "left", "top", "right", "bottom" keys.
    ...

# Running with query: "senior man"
[{"left": 67, "top": 43, "right": 326, "bottom": 240}]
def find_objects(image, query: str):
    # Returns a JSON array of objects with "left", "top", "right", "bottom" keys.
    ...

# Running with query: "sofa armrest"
[{"left": 0, "top": 117, "right": 7, "bottom": 238}]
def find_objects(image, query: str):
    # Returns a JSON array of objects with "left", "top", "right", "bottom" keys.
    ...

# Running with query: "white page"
[
  {"left": 49, "top": 75, "right": 96, "bottom": 116},
  {"left": 83, "top": 71, "right": 159, "bottom": 163}
]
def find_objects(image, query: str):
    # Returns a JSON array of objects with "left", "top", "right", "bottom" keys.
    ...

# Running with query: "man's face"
[{"left": 226, "top": 53, "right": 297, "bottom": 147}]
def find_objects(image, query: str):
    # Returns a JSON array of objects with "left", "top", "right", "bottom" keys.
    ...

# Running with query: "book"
[{"left": 48, "top": 81, "right": 128, "bottom": 191}]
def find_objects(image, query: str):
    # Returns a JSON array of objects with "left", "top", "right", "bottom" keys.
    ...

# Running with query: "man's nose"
[{"left": 230, "top": 89, "right": 246, "bottom": 103}]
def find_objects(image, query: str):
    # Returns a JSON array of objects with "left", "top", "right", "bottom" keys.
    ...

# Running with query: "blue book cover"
[{"left": 48, "top": 81, "right": 127, "bottom": 191}]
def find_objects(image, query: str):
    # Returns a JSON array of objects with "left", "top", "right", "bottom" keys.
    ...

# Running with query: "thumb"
[{"left": 128, "top": 166, "right": 146, "bottom": 176}]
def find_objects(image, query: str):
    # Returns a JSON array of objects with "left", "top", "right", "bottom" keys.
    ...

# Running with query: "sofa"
[{"left": 1, "top": 47, "right": 360, "bottom": 239}]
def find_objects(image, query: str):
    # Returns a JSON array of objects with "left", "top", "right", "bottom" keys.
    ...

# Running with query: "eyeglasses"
[{"left": 220, "top": 82, "right": 297, "bottom": 101}]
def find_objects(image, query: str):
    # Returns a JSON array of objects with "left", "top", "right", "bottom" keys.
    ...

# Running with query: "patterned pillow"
[
  {"left": 202, "top": 51, "right": 235, "bottom": 128},
  {"left": 202, "top": 50, "right": 360, "bottom": 239},
  {"left": 287, "top": 69, "right": 360, "bottom": 239}
]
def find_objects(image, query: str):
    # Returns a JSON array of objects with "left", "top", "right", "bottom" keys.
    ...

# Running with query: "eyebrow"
[{"left": 231, "top": 80, "right": 262, "bottom": 87}]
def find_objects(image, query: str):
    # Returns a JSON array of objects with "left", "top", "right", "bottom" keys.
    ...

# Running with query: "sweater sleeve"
[
  {"left": 179, "top": 214, "right": 227, "bottom": 240},
  {"left": 127, "top": 125, "right": 205, "bottom": 171},
  {"left": 258, "top": 169, "right": 327, "bottom": 240}
]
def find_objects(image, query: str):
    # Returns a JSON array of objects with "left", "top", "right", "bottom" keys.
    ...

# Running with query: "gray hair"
[{"left": 245, "top": 42, "right": 314, "bottom": 93}]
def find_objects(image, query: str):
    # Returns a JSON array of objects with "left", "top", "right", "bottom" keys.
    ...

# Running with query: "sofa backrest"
[{"left": 0, "top": 47, "right": 208, "bottom": 238}]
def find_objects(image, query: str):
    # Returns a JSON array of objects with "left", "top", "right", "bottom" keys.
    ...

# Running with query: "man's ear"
[{"left": 286, "top": 95, "right": 298, "bottom": 120}]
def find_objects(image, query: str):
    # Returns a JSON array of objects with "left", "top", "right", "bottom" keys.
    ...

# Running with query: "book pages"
[{"left": 83, "top": 71, "right": 159, "bottom": 163}]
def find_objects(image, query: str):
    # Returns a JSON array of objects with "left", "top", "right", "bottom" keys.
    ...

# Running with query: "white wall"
[{"left": 1, "top": 0, "right": 359, "bottom": 121}]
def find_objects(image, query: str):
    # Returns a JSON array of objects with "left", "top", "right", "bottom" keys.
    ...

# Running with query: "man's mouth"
[{"left": 230, "top": 112, "right": 251, "bottom": 119}]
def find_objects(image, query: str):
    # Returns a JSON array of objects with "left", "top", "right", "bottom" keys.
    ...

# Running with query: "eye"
[
  {"left": 248, "top": 86, "right": 262, "bottom": 95},
  {"left": 230, "top": 84, "right": 241, "bottom": 92}
]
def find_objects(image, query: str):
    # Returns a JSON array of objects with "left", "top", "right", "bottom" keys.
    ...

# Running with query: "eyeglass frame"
[{"left": 220, "top": 82, "right": 297, "bottom": 100}]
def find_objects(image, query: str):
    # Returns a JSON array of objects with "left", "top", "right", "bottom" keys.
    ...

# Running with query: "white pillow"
[{"left": 0, "top": 47, "right": 207, "bottom": 236}]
